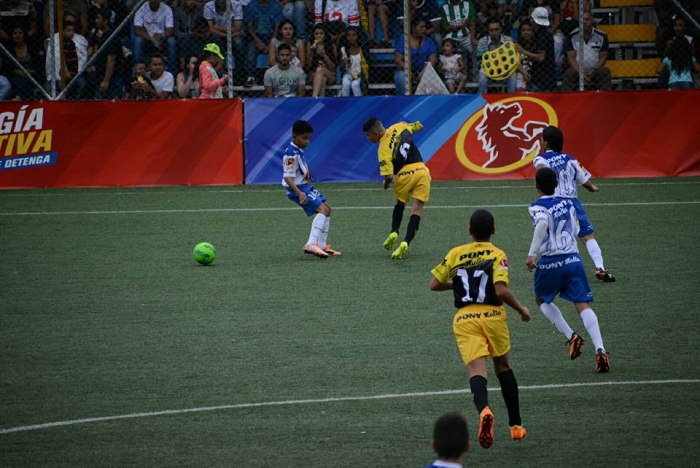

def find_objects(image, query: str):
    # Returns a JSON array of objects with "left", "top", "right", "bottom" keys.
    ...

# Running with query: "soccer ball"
[{"left": 193, "top": 242, "right": 217, "bottom": 265}]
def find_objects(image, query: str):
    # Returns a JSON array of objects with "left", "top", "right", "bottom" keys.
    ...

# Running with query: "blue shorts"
[
  {"left": 573, "top": 198, "right": 594, "bottom": 237},
  {"left": 534, "top": 254, "right": 593, "bottom": 304},
  {"left": 287, "top": 184, "right": 327, "bottom": 217}
]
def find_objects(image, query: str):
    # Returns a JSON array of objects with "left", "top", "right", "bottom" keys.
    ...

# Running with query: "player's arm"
[
  {"left": 408, "top": 121, "right": 423, "bottom": 133},
  {"left": 283, "top": 176, "right": 307, "bottom": 204},
  {"left": 526, "top": 218, "right": 547, "bottom": 271},
  {"left": 382, "top": 174, "right": 393, "bottom": 190},
  {"left": 495, "top": 282, "right": 530, "bottom": 322},
  {"left": 582, "top": 180, "right": 599, "bottom": 192},
  {"left": 429, "top": 275, "right": 452, "bottom": 291},
  {"left": 377, "top": 142, "right": 393, "bottom": 188},
  {"left": 430, "top": 259, "right": 452, "bottom": 291}
]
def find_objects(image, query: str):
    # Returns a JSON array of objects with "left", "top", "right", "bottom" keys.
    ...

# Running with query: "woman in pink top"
[{"left": 199, "top": 43, "right": 228, "bottom": 99}]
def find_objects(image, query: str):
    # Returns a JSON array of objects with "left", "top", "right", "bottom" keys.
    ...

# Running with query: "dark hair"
[
  {"left": 185, "top": 53, "right": 199, "bottom": 80},
  {"left": 194, "top": 17, "right": 209, "bottom": 31},
  {"left": 542, "top": 125, "right": 564, "bottom": 152},
  {"left": 97, "top": 8, "right": 113, "bottom": 23},
  {"left": 362, "top": 116, "right": 379, "bottom": 133},
  {"left": 487, "top": 17, "right": 502, "bottom": 28},
  {"left": 293, "top": 120, "right": 313, "bottom": 135},
  {"left": 441, "top": 38, "right": 457, "bottom": 49},
  {"left": 470, "top": 209, "right": 495, "bottom": 240},
  {"left": 668, "top": 36, "right": 693, "bottom": 75},
  {"left": 536, "top": 167, "right": 558, "bottom": 196},
  {"left": 277, "top": 43, "right": 292, "bottom": 53},
  {"left": 277, "top": 19, "right": 297, "bottom": 41},
  {"left": 150, "top": 53, "right": 165, "bottom": 63},
  {"left": 410, "top": 16, "right": 426, "bottom": 31},
  {"left": 433, "top": 412, "right": 469, "bottom": 459}
]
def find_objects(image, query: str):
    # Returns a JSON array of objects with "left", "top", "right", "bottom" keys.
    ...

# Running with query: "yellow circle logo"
[{"left": 456, "top": 97, "right": 558, "bottom": 174}]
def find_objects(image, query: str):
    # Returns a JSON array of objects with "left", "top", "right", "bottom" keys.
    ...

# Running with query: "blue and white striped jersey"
[
  {"left": 528, "top": 195, "right": 580, "bottom": 257},
  {"left": 533, "top": 150, "right": 591, "bottom": 199},
  {"left": 281, "top": 142, "right": 311, "bottom": 188}
]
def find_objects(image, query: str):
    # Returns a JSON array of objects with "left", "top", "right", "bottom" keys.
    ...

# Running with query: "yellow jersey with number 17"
[
  {"left": 377, "top": 121, "right": 424, "bottom": 176},
  {"left": 431, "top": 241, "right": 509, "bottom": 310}
]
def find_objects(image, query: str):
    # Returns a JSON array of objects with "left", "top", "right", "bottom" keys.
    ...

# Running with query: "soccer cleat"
[
  {"left": 595, "top": 268, "right": 616, "bottom": 282},
  {"left": 478, "top": 406, "right": 494, "bottom": 449},
  {"left": 567, "top": 332, "right": 585, "bottom": 360},
  {"left": 323, "top": 245, "right": 341, "bottom": 256},
  {"left": 383, "top": 231, "right": 399, "bottom": 251},
  {"left": 303, "top": 243, "right": 329, "bottom": 258},
  {"left": 596, "top": 348, "right": 611, "bottom": 373},
  {"left": 510, "top": 425, "right": 527, "bottom": 441},
  {"left": 391, "top": 241, "right": 409, "bottom": 259}
]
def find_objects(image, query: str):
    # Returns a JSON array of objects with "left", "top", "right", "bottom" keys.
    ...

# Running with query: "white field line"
[
  {"left": 1, "top": 180, "right": 699, "bottom": 197},
  {"left": 1, "top": 379, "right": 698, "bottom": 435},
  {"left": 0, "top": 200, "right": 699, "bottom": 217}
]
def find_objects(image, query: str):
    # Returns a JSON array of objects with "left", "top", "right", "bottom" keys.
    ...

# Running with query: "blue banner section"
[
  {"left": 0, "top": 152, "right": 57, "bottom": 171},
  {"left": 243, "top": 95, "right": 482, "bottom": 185}
]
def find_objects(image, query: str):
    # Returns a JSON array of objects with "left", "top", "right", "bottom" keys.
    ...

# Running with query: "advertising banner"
[
  {"left": 0, "top": 99, "right": 244, "bottom": 189},
  {"left": 244, "top": 91, "right": 700, "bottom": 184}
]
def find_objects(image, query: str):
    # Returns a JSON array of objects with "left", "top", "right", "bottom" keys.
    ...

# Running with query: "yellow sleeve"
[
  {"left": 492, "top": 249, "right": 510, "bottom": 288},
  {"left": 377, "top": 133, "right": 394, "bottom": 177},
  {"left": 408, "top": 121, "right": 423, "bottom": 133}
]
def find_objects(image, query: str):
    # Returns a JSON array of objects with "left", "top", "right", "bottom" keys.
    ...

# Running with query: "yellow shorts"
[
  {"left": 452, "top": 305, "right": 511, "bottom": 366},
  {"left": 393, "top": 163, "right": 431, "bottom": 205}
]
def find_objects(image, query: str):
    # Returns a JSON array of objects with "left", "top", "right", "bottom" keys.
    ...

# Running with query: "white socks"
[
  {"left": 585, "top": 239, "right": 605, "bottom": 270},
  {"left": 539, "top": 302, "right": 575, "bottom": 339},
  {"left": 319, "top": 216, "right": 331, "bottom": 247},
  {"left": 580, "top": 308, "right": 605, "bottom": 351},
  {"left": 307, "top": 213, "right": 327, "bottom": 245}
]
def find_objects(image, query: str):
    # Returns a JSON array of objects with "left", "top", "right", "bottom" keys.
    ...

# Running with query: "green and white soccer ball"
[{"left": 193, "top": 242, "right": 217, "bottom": 265}]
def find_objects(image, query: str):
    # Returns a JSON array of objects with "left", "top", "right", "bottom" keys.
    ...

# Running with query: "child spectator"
[
  {"left": 656, "top": 36, "right": 700, "bottom": 90},
  {"left": 124, "top": 60, "right": 158, "bottom": 99},
  {"left": 203, "top": 0, "right": 245, "bottom": 85},
  {"left": 439, "top": 38, "right": 467, "bottom": 93},
  {"left": 440, "top": 0, "right": 478, "bottom": 80},
  {"left": 199, "top": 43, "right": 228, "bottom": 98},
  {"left": 340, "top": 26, "right": 370, "bottom": 96},
  {"left": 45, "top": 20, "right": 88, "bottom": 99}
]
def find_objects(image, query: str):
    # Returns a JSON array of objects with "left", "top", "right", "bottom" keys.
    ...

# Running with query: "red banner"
[
  {"left": 0, "top": 100, "right": 244, "bottom": 189},
  {"left": 427, "top": 90, "right": 700, "bottom": 180}
]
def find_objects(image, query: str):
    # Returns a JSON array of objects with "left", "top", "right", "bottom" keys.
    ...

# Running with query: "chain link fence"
[{"left": 0, "top": 0, "right": 696, "bottom": 100}]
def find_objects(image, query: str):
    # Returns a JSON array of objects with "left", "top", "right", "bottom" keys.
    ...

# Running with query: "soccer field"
[{"left": 1, "top": 178, "right": 699, "bottom": 467}]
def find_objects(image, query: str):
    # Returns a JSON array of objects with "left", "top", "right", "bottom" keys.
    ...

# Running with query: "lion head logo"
[
  {"left": 454, "top": 97, "right": 558, "bottom": 175},
  {"left": 475, "top": 102, "right": 548, "bottom": 168}
]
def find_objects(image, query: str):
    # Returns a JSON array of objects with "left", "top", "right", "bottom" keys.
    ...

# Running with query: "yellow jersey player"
[
  {"left": 362, "top": 116, "right": 431, "bottom": 259},
  {"left": 430, "top": 209, "right": 530, "bottom": 449}
]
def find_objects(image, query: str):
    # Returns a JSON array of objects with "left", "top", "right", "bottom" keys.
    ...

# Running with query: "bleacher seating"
[{"left": 593, "top": 0, "right": 660, "bottom": 89}]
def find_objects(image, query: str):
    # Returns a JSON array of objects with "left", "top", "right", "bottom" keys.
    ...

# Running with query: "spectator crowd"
[{"left": 0, "top": 0, "right": 697, "bottom": 100}]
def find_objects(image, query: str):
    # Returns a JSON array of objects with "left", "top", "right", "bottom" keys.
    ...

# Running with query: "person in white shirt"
[
  {"left": 134, "top": 0, "right": 178, "bottom": 75},
  {"left": 146, "top": 53, "right": 175, "bottom": 98}
]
